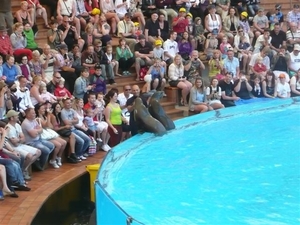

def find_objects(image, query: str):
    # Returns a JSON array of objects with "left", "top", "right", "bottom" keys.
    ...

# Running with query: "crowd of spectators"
[{"left": 1, "top": 0, "right": 300, "bottom": 200}]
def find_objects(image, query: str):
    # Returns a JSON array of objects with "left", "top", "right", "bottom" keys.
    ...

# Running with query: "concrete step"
[
  {"left": 161, "top": 101, "right": 177, "bottom": 111},
  {"left": 165, "top": 108, "right": 185, "bottom": 120}
]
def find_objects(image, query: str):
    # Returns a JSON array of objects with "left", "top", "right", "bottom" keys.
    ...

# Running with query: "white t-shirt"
[
  {"left": 290, "top": 76, "right": 300, "bottom": 91},
  {"left": 254, "top": 35, "right": 272, "bottom": 53},
  {"left": 163, "top": 39, "right": 179, "bottom": 60},
  {"left": 289, "top": 52, "right": 300, "bottom": 72},
  {"left": 277, "top": 82, "right": 291, "bottom": 97}
]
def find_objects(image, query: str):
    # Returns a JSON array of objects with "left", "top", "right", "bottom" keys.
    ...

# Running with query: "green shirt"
[
  {"left": 24, "top": 29, "right": 38, "bottom": 49},
  {"left": 116, "top": 47, "right": 133, "bottom": 60}
]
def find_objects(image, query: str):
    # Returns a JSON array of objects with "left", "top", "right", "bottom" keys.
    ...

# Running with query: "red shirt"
[
  {"left": 83, "top": 102, "right": 98, "bottom": 121},
  {"left": 172, "top": 17, "right": 188, "bottom": 34},
  {"left": 54, "top": 86, "right": 72, "bottom": 98},
  {"left": 0, "top": 35, "right": 13, "bottom": 55}
]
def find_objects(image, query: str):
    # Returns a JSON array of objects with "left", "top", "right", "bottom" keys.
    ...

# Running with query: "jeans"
[
  {"left": 72, "top": 129, "right": 90, "bottom": 157},
  {"left": 0, "top": 158, "right": 25, "bottom": 188},
  {"left": 248, "top": 4, "right": 259, "bottom": 17},
  {"left": 100, "top": 64, "right": 114, "bottom": 80},
  {"left": 4, "top": 151, "right": 25, "bottom": 168},
  {"left": 28, "top": 139, "right": 55, "bottom": 169}
]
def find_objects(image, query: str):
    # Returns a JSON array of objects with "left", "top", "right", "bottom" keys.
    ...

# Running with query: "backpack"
[{"left": 139, "top": 67, "right": 149, "bottom": 81}]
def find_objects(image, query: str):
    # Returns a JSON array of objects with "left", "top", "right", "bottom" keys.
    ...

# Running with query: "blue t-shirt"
[{"left": 150, "top": 66, "right": 165, "bottom": 79}]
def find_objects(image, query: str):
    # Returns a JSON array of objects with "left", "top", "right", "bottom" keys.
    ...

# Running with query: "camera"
[{"left": 194, "top": 58, "right": 198, "bottom": 61}]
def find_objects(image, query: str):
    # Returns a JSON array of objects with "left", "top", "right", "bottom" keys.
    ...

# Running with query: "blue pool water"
[{"left": 97, "top": 98, "right": 300, "bottom": 225}]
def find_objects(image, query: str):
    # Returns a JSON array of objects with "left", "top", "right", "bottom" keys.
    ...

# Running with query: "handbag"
[
  {"left": 57, "top": 128, "right": 72, "bottom": 137},
  {"left": 41, "top": 128, "right": 59, "bottom": 140}
]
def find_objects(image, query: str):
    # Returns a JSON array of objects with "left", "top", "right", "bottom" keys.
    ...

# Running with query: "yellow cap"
[
  {"left": 91, "top": 8, "right": 101, "bottom": 15},
  {"left": 133, "top": 22, "right": 139, "bottom": 27},
  {"left": 186, "top": 13, "right": 193, "bottom": 18},
  {"left": 179, "top": 8, "right": 186, "bottom": 13},
  {"left": 241, "top": 11, "right": 248, "bottom": 18},
  {"left": 155, "top": 39, "right": 162, "bottom": 46}
]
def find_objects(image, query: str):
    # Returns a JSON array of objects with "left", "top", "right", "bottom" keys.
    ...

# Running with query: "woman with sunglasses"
[{"left": 234, "top": 26, "right": 251, "bottom": 74}]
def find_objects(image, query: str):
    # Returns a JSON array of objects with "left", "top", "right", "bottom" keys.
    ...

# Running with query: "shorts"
[
  {"left": 96, "top": 121, "right": 108, "bottom": 132},
  {"left": 14, "top": 144, "right": 39, "bottom": 157},
  {"left": 122, "top": 123, "right": 131, "bottom": 132},
  {"left": 169, "top": 80, "right": 180, "bottom": 87},
  {"left": 88, "top": 124, "right": 97, "bottom": 131}
]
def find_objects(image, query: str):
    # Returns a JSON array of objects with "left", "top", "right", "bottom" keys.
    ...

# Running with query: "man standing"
[
  {"left": 118, "top": 85, "right": 133, "bottom": 141},
  {"left": 0, "top": 0, "right": 13, "bottom": 34}
]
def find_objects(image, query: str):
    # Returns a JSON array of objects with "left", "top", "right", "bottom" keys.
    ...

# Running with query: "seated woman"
[
  {"left": 30, "top": 76, "right": 46, "bottom": 106},
  {"left": 204, "top": 4, "right": 224, "bottom": 39},
  {"left": 168, "top": 54, "right": 192, "bottom": 106},
  {"left": 208, "top": 50, "right": 224, "bottom": 80},
  {"left": 100, "top": 0, "right": 120, "bottom": 35},
  {"left": 223, "top": 7, "right": 240, "bottom": 43},
  {"left": 50, "top": 103, "right": 79, "bottom": 164},
  {"left": 81, "top": 23, "right": 96, "bottom": 50},
  {"left": 36, "top": 103, "right": 67, "bottom": 169},
  {"left": 234, "top": 26, "right": 251, "bottom": 74},
  {"left": 10, "top": 22, "right": 33, "bottom": 61},
  {"left": 178, "top": 32, "right": 193, "bottom": 61},
  {"left": 128, "top": 0, "right": 145, "bottom": 28},
  {"left": 239, "top": 11, "right": 254, "bottom": 44},
  {"left": 262, "top": 70, "right": 277, "bottom": 98},
  {"left": 114, "top": 0, "right": 128, "bottom": 19},
  {"left": 116, "top": 38, "right": 135, "bottom": 76},
  {"left": 27, "top": 0, "right": 50, "bottom": 29},
  {"left": 16, "top": 55, "right": 33, "bottom": 83},
  {"left": 29, "top": 50, "right": 47, "bottom": 83},
  {"left": 143, "top": 57, "right": 166, "bottom": 93},
  {"left": 14, "top": 1, "right": 37, "bottom": 33},
  {"left": 47, "top": 20, "right": 63, "bottom": 50},
  {"left": 158, "top": 13, "right": 169, "bottom": 41},
  {"left": 290, "top": 69, "right": 300, "bottom": 97},
  {"left": 189, "top": 78, "right": 213, "bottom": 113},
  {"left": 250, "top": 75, "right": 264, "bottom": 98},
  {"left": 93, "top": 15, "right": 112, "bottom": 47},
  {"left": 206, "top": 77, "right": 224, "bottom": 110}
]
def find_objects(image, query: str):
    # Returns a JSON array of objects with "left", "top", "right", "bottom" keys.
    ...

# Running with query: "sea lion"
[
  {"left": 134, "top": 97, "right": 167, "bottom": 136},
  {"left": 148, "top": 91, "right": 176, "bottom": 130}
]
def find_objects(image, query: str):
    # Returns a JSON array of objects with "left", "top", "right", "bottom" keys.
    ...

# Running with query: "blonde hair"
[
  {"left": 85, "top": 22, "right": 94, "bottom": 33},
  {"left": 32, "top": 75, "right": 42, "bottom": 84},
  {"left": 12, "top": 22, "right": 23, "bottom": 31}
]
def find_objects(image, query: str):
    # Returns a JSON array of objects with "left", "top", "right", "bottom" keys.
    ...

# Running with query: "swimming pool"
[{"left": 95, "top": 98, "right": 300, "bottom": 225}]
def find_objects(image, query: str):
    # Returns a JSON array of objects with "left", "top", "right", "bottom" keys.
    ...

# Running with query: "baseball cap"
[
  {"left": 294, "top": 44, "right": 300, "bottom": 51},
  {"left": 155, "top": 39, "right": 162, "bottom": 46},
  {"left": 241, "top": 11, "right": 248, "bottom": 18},
  {"left": 6, "top": 110, "right": 19, "bottom": 118},
  {"left": 179, "top": 8, "right": 186, "bottom": 13}
]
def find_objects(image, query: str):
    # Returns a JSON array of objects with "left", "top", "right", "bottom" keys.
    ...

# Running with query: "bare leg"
[
  {"left": 41, "top": 7, "right": 49, "bottom": 25},
  {"left": 0, "top": 165, "right": 12, "bottom": 193}
]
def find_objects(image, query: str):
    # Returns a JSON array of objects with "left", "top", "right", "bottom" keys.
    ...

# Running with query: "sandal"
[{"left": 44, "top": 24, "right": 50, "bottom": 29}]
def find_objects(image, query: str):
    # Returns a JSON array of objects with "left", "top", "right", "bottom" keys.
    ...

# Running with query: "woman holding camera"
[
  {"left": 206, "top": 78, "right": 225, "bottom": 109},
  {"left": 189, "top": 77, "right": 213, "bottom": 113},
  {"left": 10, "top": 22, "right": 33, "bottom": 61},
  {"left": 168, "top": 54, "right": 192, "bottom": 106}
]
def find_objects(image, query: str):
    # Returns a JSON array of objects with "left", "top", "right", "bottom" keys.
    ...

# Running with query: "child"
[
  {"left": 153, "top": 39, "right": 167, "bottom": 71},
  {"left": 40, "top": 84, "right": 57, "bottom": 103},
  {"left": 253, "top": 56, "right": 267, "bottom": 80},
  {"left": 186, "top": 13, "right": 194, "bottom": 35},
  {"left": 205, "top": 29, "right": 219, "bottom": 60},
  {"left": 220, "top": 37, "right": 233, "bottom": 59},
  {"left": 54, "top": 78, "right": 73, "bottom": 99},
  {"left": 89, "top": 64, "right": 107, "bottom": 95},
  {"left": 143, "top": 58, "right": 166, "bottom": 93},
  {"left": 84, "top": 108, "right": 101, "bottom": 141},
  {"left": 95, "top": 92, "right": 105, "bottom": 122},
  {"left": 193, "top": 17, "right": 205, "bottom": 52},
  {"left": 133, "top": 22, "right": 142, "bottom": 37},
  {"left": 105, "top": 45, "right": 121, "bottom": 77}
]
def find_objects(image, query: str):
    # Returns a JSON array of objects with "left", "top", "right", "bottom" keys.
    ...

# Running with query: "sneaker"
[
  {"left": 102, "top": 144, "right": 111, "bottom": 152},
  {"left": 23, "top": 170, "right": 31, "bottom": 181},
  {"left": 77, "top": 157, "right": 82, "bottom": 162},
  {"left": 67, "top": 156, "right": 78, "bottom": 164},
  {"left": 96, "top": 138, "right": 103, "bottom": 142},
  {"left": 163, "top": 92, "right": 167, "bottom": 97},
  {"left": 49, "top": 159, "right": 60, "bottom": 169},
  {"left": 80, "top": 155, "right": 87, "bottom": 160},
  {"left": 126, "top": 71, "right": 131, "bottom": 76},
  {"left": 122, "top": 71, "right": 127, "bottom": 76},
  {"left": 83, "top": 153, "right": 89, "bottom": 157},
  {"left": 56, "top": 157, "right": 62, "bottom": 167}
]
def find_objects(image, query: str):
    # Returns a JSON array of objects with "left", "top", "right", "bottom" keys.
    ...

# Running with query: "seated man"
[
  {"left": 286, "top": 4, "right": 300, "bottom": 29},
  {"left": 134, "top": 34, "right": 154, "bottom": 81},
  {"left": 233, "top": 73, "right": 253, "bottom": 100},
  {"left": 184, "top": 50, "right": 205, "bottom": 84},
  {"left": 2, "top": 55, "right": 21, "bottom": 84},
  {"left": 155, "top": 0, "right": 177, "bottom": 24},
  {"left": 163, "top": 31, "right": 179, "bottom": 65},
  {"left": 218, "top": 72, "right": 240, "bottom": 107},
  {"left": 0, "top": 25, "right": 13, "bottom": 60},
  {"left": 144, "top": 11, "right": 161, "bottom": 44},
  {"left": 15, "top": 76, "right": 34, "bottom": 118},
  {"left": 270, "top": 23, "right": 286, "bottom": 55},
  {"left": 286, "top": 22, "right": 300, "bottom": 53},
  {"left": 117, "top": 13, "right": 136, "bottom": 50},
  {"left": 81, "top": 44, "right": 99, "bottom": 74},
  {"left": 289, "top": 44, "right": 300, "bottom": 77},
  {"left": 223, "top": 49, "right": 240, "bottom": 79},
  {"left": 249, "top": 46, "right": 271, "bottom": 78}
]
